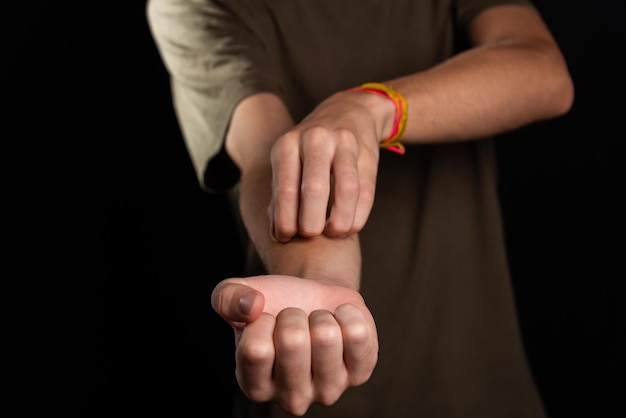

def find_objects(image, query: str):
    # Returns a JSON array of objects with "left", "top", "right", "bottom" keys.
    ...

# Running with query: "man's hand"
[
  {"left": 211, "top": 275, "right": 379, "bottom": 416},
  {"left": 269, "top": 90, "right": 395, "bottom": 243}
]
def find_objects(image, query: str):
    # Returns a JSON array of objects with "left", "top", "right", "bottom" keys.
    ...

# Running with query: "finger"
[
  {"left": 334, "top": 304, "right": 379, "bottom": 386},
  {"left": 273, "top": 308, "right": 314, "bottom": 415},
  {"left": 309, "top": 309, "right": 348, "bottom": 406},
  {"left": 211, "top": 280, "right": 265, "bottom": 329},
  {"left": 235, "top": 312, "right": 277, "bottom": 402},
  {"left": 352, "top": 145, "right": 378, "bottom": 232},
  {"left": 324, "top": 132, "right": 359, "bottom": 237},
  {"left": 299, "top": 127, "right": 333, "bottom": 237},
  {"left": 271, "top": 132, "right": 302, "bottom": 242}
]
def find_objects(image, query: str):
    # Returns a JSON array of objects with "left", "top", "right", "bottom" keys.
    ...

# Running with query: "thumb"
[{"left": 211, "top": 279, "right": 265, "bottom": 329}]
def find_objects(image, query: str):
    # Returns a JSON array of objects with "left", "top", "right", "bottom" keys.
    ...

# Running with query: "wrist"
[
  {"left": 345, "top": 89, "right": 396, "bottom": 143},
  {"left": 346, "top": 82, "right": 408, "bottom": 154},
  {"left": 268, "top": 234, "right": 362, "bottom": 291}
]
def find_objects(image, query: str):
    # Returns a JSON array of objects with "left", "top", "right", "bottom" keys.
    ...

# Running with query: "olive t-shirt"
[{"left": 148, "top": 1, "right": 547, "bottom": 417}]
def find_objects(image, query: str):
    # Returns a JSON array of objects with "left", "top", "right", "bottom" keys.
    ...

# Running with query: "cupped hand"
[
  {"left": 211, "top": 275, "right": 379, "bottom": 416},
  {"left": 269, "top": 91, "right": 390, "bottom": 242}
]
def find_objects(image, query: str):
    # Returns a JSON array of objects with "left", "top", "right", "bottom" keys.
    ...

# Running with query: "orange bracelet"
[{"left": 347, "top": 82, "right": 407, "bottom": 154}]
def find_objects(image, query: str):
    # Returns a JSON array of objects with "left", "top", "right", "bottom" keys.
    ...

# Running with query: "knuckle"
[
  {"left": 275, "top": 326, "right": 309, "bottom": 352},
  {"left": 300, "top": 178, "right": 328, "bottom": 196},
  {"left": 274, "top": 182, "right": 299, "bottom": 200},
  {"left": 271, "top": 136, "right": 295, "bottom": 160},
  {"left": 280, "top": 402, "right": 309, "bottom": 417},
  {"left": 334, "top": 175, "right": 360, "bottom": 197},
  {"left": 241, "top": 384, "right": 273, "bottom": 403},
  {"left": 315, "top": 388, "right": 343, "bottom": 406},
  {"left": 343, "top": 321, "right": 371, "bottom": 345},
  {"left": 358, "top": 186, "right": 375, "bottom": 208},
  {"left": 299, "top": 223, "right": 324, "bottom": 237},
  {"left": 325, "top": 220, "right": 351, "bottom": 237},
  {"left": 349, "top": 372, "right": 371, "bottom": 387},
  {"left": 274, "top": 217, "right": 298, "bottom": 238},
  {"left": 310, "top": 322, "right": 341, "bottom": 348},
  {"left": 275, "top": 225, "right": 298, "bottom": 241},
  {"left": 275, "top": 131, "right": 300, "bottom": 148},
  {"left": 304, "top": 126, "right": 331, "bottom": 143},
  {"left": 336, "top": 128, "right": 358, "bottom": 146},
  {"left": 277, "top": 391, "right": 314, "bottom": 417},
  {"left": 347, "top": 350, "right": 378, "bottom": 387},
  {"left": 237, "top": 339, "right": 275, "bottom": 365},
  {"left": 349, "top": 358, "right": 377, "bottom": 387},
  {"left": 350, "top": 218, "right": 366, "bottom": 234}
]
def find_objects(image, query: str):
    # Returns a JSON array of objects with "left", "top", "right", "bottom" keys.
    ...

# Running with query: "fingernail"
[{"left": 239, "top": 290, "right": 256, "bottom": 316}]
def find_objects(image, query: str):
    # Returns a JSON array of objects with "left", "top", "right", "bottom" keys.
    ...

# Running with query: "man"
[{"left": 147, "top": 1, "right": 574, "bottom": 416}]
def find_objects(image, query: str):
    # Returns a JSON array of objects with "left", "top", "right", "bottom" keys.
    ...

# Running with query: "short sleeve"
[{"left": 146, "top": 0, "right": 284, "bottom": 192}]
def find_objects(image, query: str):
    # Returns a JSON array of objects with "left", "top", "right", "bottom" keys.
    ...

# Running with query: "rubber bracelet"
[{"left": 346, "top": 82, "right": 407, "bottom": 154}]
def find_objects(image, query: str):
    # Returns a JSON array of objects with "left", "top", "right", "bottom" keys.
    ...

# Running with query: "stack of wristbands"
[{"left": 346, "top": 82, "right": 407, "bottom": 155}]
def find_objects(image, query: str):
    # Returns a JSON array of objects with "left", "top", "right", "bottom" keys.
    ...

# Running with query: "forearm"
[
  {"left": 240, "top": 164, "right": 361, "bottom": 290},
  {"left": 227, "top": 94, "right": 362, "bottom": 291},
  {"left": 379, "top": 5, "right": 574, "bottom": 144}
]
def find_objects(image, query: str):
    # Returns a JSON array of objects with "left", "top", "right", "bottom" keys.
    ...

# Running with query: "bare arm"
[{"left": 390, "top": 5, "right": 575, "bottom": 143}]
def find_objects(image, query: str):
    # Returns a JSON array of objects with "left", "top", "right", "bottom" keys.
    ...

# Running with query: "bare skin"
[
  {"left": 212, "top": 275, "right": 378, "bottom": 414},
  {"left": 210, "top": 4, "right": 574, "bottom": 416}
]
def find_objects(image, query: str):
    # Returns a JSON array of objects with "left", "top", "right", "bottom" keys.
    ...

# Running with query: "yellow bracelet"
[{"left": 347, "top": 82, "right": 407, "bottom": 154}]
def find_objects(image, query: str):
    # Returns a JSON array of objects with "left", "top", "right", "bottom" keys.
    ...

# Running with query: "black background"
[{"left": 6, "top": 1, "right": 624, "bottom": 417}]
